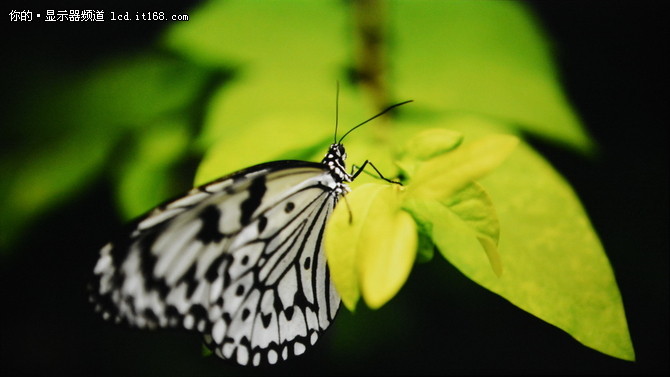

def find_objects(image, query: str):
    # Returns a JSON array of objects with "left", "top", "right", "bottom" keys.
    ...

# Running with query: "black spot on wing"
[
  {"left": 240, "top": 176, "right": 266, "bottom": 225},
  {"left": 260, "top": 312, "right": 272, "bottom": 328},
  {"left": 205, "top": 254, "right": 226, "bottom": 283},
  {"left": 258, "top": 214, "right": 267, "bottom": 233},
  {"left": 236, "top": 284, "right": 245, "bottom": 296},
  {"left": 166, "top": 305, "right": 180, "bottom": 322},
  {"left": 284, "top": 201, "right": 295, "bottom": 213},
  {"left": 284, "top": 306, "right": 295, "bottom": 321},
  {"left": 181, "top": 264, "right": 198, "bottom": 298},
  {"left": 137, "top": 226, "right": 170, "bottom": 299},
  {"left": 196, "top": 205, "right": 225, "bottom": 243},
  {"left": 223, "top": 312, "right": 232, "bottom": 325},
  {"left": 143, "top": 309, "right": 159, "bottom": 325},
  {"left": 190, "top": 304, "right": 208, "bottom": 323}
]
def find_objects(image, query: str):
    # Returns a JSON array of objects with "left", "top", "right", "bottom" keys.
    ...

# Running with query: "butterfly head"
[{"left": 322, "top": 143, "right": 351, "bottom": 183}]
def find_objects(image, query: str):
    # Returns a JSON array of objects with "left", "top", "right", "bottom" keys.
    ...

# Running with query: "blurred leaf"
[
  {"left": 14, "top": 54, "right": 212, "bottom": 136},
  {"left": 164, "top": 0, "right": 376, "bottom": 181},
  {"left": 1, "top": 54, "right": 214, "bottom": 251},
  {"left": 413, "top": 219, "right": 436, "bottom": 264},
  {"left": 194, "top": 112, "right": 332, "bottom": 185},
  {"left": 116, "top": 118, "right": 192, "bottom": 219},
  {"left": 164, "top": 0, "right": 347, "bottom": 71},
  {"left": 0, "top": 129, "right": 117, "bottom": 251},
  {"left": 392, "top": 0, "right": 595, "bottom": 153}
]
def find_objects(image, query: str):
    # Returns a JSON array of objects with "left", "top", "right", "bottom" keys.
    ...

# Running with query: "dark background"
[{"left": 2, "top": 1, "right": 667, "bottom": 375}]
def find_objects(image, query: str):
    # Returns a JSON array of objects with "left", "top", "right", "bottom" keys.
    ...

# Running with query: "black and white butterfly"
[{"left": 89, "top": 99, "right": 411, "bottom": 366}]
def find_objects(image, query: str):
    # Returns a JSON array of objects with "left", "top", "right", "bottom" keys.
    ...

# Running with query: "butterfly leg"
[{"left": 351, "top": 160, "right": 402, "bottom": 185}]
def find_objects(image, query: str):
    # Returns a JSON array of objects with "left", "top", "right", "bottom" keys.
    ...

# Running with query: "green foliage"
[
  {"left": 1, "top": 54, "right": 214, "bottom": 246},
  {"left": 1, "top": 0, "right": 633, "bottom": 363},
  {"left": 392, "top": 0, "right": 594, "bottom": 153},
  {"left": 326, "top": 183, "right": 417, "bottom": 310},
  {"left": 326, "top": 131, "right": 517, "bottom": 310}
]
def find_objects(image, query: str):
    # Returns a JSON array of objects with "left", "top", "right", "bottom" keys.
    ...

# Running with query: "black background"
[{"left": 2, "top": 1, "right": 667, "bottom": 375}]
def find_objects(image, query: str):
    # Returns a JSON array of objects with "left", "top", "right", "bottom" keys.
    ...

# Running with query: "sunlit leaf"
[
  {"left": 442, "top": 182, "right": 502, "bottom": 276},
  {"left": 326, "top": 183, "right": 389, "bottom": 310},
  {"left": 194, "top": 112, "right": 332, "bottom": 185},
  {"left": 164, "top": 0, "right": 348, "bottom": 71},
  {"left": 440, "top": 117, "right": 634, "bottom": 361},
  {"left": 326, "top": 183, "right": 417, "bottom": 310},
  {"left": 404, "top": 182, "right": 503, "bottom": 278},
  {"left": 392, "top": 0, "right": 594, "bottom": 153},
  {"left": 407, "top": 134, "right": 519, "bottom": 200},
  {"left": 165, "top": 0, "right": 376, "bottom": 180},
  {"left": 357, "top": 185, "right": 417, "bottom": 309},
  {"left": 396, "top": 128, "right": 464, "bottom": 178}
]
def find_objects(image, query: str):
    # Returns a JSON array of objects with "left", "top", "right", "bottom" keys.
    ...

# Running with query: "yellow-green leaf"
[
  {"left": 404, "top": 196, "right": 501, "bottom": 281},
  {"left": 326, "top": 183, "right": 417, "bottom": 310},
  {"left": 443, "top": 182, "right": 502, "bottom": 276},
  {"left": 396, "top": 128, "right": 464, "bottom": 179},
  {"left": 356, "top": 185, "right": 417, "bottom": 309},
  {"left": 392, "top": 0, "right": 594, "bottom": 153},
  {"left": 325, "top": 183, "right": 389, "bottom": 310},
  {"left": 407, "top": 134, "right": 519, "bottom": 200},
  {"left": 480, "top": 141, "right": 634, "bottom": 360}
]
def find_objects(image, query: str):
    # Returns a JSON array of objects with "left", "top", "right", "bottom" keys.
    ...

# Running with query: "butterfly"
[{"left": 89, "top": 98, "right": 412, "bottom": 366}]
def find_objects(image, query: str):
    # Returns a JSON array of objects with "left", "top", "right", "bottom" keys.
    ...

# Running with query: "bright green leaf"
[
  {"left": 484, "top": 142, "right": 633, "bottom": 360},
  {"left": 407, "top": 134, "right": 519, "bottom": 200},
  {"left": 325, "top": 183, "right": 389, "bottom": 311},
  {"left": 165, "top": 0, "right": 376, "bottom": 179},
  {"left": 398, "top": 128, "right": 464, "bottom": 161},
  {"left": 357, "top": 185, "right": 417, "bottom": 309},
  {"left": 444, "top": 182, "right": 502, "bottom": 276},
  {"left": 164, "top": 0, "right": 348, "bottom": 71},
  {"left": 195, "top": 112, "right": 332, "bottom": 185},
  {"left": 392, "top": 0, "right": 594, "bottom": 153},
  {"left": 405, "top": 196, "right": 497, "bottom": 278},
  {"left": 432, "top": 118, "right": 635, "bottom": 361},
  {"left": 326, "top": 182, "right": 417, "bottom": 311},
  {"left": 396, "top": 128, "right": 464, "bottom": 178}
]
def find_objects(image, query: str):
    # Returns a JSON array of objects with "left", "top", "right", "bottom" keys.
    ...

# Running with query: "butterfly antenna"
[
  {"left": 338, "top": 100, "right": 413, "bottom": 144},
  {"left": 333, "top": 82, "right": 340, "bottom": 144}
]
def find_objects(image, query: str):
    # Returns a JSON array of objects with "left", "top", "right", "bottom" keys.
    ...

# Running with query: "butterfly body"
[{"left": 91, "top": 145, "right": 350, "bottom": 366}]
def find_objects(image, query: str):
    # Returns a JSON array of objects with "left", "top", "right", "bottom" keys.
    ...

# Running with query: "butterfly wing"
[{"left": 90, "top": 161, "right": 342, "bottom": 366}]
